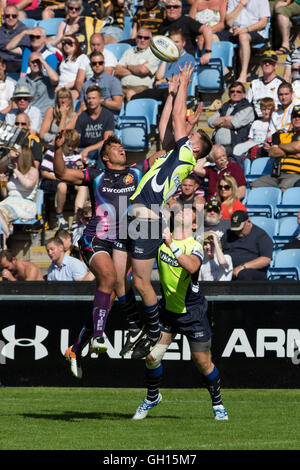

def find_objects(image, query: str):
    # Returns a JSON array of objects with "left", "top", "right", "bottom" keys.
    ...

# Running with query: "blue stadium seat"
[
  {"left": 14, "top": 189, "right": 44, "bottom": 227},
  {"left": 117, "top": 116, "right": 150, "bottom": 152},
  {"left": 122, "top": 16, "right": 134, "bottom": 41},
  {"left": 20, "top": 48, "right": 58, "bottom": 76},
  {"left": 268, "top": 249, "right": 300, "bottom": 280},
  {"left": 275, "top": 187, "right": 300, "bottom": 218},
  {"left": 20, "top": 18, "right": 37, "bottom": 29},
  {"left": 246, "top": 187, "right": 282, "bottom": 218},
  {"left": 37, "top": 18, "right": 64, "bottom": 36},
  {"left": 273, "top": 216, "right": 299, "bottom": 250},
  {"left": 245, "top": 157, "right": 274, "bottom": 184},
  {"left": 123, "top": 98, "right": 160, "bottom": 132},
  {"left": 250, "top": 216, "right": 278, "bottom": 241},
  {"left": 105, "top": 43, "right": 133, "bottom": 61},
  {"left": 196, "top": 58, "right": 225, "bottom": 94}
]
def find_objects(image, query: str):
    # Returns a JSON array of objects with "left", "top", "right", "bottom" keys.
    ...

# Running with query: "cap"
[
  {"left": 230, "top": 210, "right": 249, "bottom": 231},
  {"left": 205, "top": 199, "right": 221, "bottom": 213},
  {"left": 291, "top": 105, "right": 300, "bottom": 118},
  {"left": 166, "top": 0, "right": 182, "bottom": 5},
  {"left": 12, "top": 86, "right": 33, "bottom": 100},
  {"left": 261, "top": 50, "right": 278, "bottom": 63}
]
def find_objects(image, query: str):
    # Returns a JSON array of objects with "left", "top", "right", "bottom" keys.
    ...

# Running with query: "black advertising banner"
[{"left": 0, "top": 281, "right": 299, "bottom": 388}]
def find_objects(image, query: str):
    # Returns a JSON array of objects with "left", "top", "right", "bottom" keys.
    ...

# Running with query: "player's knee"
[{"left": 146, "top": 343, "right": 168, "bottom": 369}]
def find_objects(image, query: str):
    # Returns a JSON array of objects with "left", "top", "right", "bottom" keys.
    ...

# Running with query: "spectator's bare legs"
[
  {"left": 56, "top": 181, "right": 67, "bottom": 215},
  {"left": 276, "top": 14, "right": 291, "bottom": 53},
  {"left": 237, "top": 31, "right": 251, "bottom": 83},
  {"left": 74, "top": 185, "right": 88, "bottom": 214}
]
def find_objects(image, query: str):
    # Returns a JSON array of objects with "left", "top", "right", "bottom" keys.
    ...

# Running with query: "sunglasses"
[
  {"left": 29, "top": 59, "right": 40, "bottom": 65},
  {"left": 62, "top": 40, "right": 75, "bottom": 46},
  {"left": 137, "top": 35, "right": 151, "bottom": 40},
  {"left": 218, "top": 184, "right": 231, "bottom": 190},
  {"left": 15, "top": 121, "right": 28, "bottom": 126},
  {"left": 29, "top": 35, "right": 41, "bottom": 40},
  {"left": 4, "top": 14, "right": 18, "bottom": 18},
  {"left": 91, "top": 61, "right": 104, "bottom": 65},
  {"left": 206, "top": 208, "right": 219, "bottom": 213},
  {"left": 230, "top": 89, "right": 243, "bottom": 94},
  {"left": 15, "top": 97, "right": 30, "bottom": 101},
  {"left": 166, "top": 5, "right": 181, "bottom": 8},
  {"left": 68, "top": 6, "right": 80, "bottom": 10}
]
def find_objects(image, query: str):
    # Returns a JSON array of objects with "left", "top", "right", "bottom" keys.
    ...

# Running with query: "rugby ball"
[{"left": 150, "top": 35, "right": 180, "bottom": 63}]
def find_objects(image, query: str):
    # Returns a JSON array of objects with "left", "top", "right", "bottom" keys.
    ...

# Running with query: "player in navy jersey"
[
  {"left": 128, "top": 63, "right": 212, "bottom": 360},
  {"left": 53, "top": 131, "right": 159, "bottom": 378}
]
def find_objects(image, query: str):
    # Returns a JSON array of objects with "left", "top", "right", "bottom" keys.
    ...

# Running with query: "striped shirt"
[
  {"left": 273, "top": 130, "right": 300, "bottom": 174},
  {"left": 133, "top": 5, "right": 167, "bottom": 34},
  {"left": 40, "top": 150, "right": 82, "bottom": 174}
]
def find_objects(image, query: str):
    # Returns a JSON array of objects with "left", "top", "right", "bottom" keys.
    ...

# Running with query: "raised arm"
[
  {"left": 158, "top": 74, "right": 180, "bottom": 151},
  {"left": 172, "top": 62, "right": 194, "bottom": 142},
  {"left": 54, "top": 131, "right": 85, "bottom": 185}
]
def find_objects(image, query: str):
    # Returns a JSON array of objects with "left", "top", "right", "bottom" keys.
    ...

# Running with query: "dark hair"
[
  {"left": 169, "top": 29, "right": 186, "bottom": 42},
  {"left": 196, "top": 128, "right": 213, "bottom": 158},
  {"left": 229, "top": 81, "right": 246, "bottom": 94},
  {"left": 86, "top": 85, "right": 103, "bottom": 97},
  {"left": 45, "top": 237, "right": 64, "bottom": 247},
  {"left": 99, "top": 135, "right": 122, "bottom": 166},
  {"left": 90, "top": 50, "right": 104, "bottom": 61},
  {"left": 62, "top": 34, "right": 83, "bottom": 61},
  {"left": 0, "top": 249, "right": 15, "bottom": 263},
  {"left": 277, "top": 81, "right": 293, "bottom": 95}
]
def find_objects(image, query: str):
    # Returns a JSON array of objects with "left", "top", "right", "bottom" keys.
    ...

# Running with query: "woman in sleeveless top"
[
  {"left": 0, "top": 146, "right": 39, "bottom": 248},
  {"left": 216, "top": 174, "right": 247, "bottom": 220},
  {"left": 189, "top": 0, "right": 228, "bottom": 64},
  {"left": 40, "top": 87, "right": 78, "bottom": 147}
]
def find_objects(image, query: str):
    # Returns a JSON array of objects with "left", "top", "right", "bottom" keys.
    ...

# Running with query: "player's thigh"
[
  {"left": 131, "top": 257, "right": 155, "bottom": 284},
  {"left": 112, "top": 247, "right": 132, "bottom": 296},
  {"left": 90, "top": 251, "right": 117, "bottom": 288}
]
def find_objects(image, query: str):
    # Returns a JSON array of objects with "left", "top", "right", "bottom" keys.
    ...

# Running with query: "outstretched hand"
[
  {"left": 187, "top": 102, "right": 203, "bottom": 128},
  {"left": 178, "top": 61, "right": 194, "bottom": 85}
]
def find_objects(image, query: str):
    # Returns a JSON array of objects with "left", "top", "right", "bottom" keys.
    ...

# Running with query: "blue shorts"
[
  {"left": 160, "top": 300, "right": 211, "bottom": 346},
  {"left": 78, "top": 235, "right": 113, "bottom": 267},
  {"left": 129, "top": 216, "right": 164, "bottom": 260}
]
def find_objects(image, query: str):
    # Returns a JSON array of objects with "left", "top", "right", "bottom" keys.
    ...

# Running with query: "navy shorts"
[
  {"left": 78, "top": 235, "right": 113, "bottom": 267},
  {"left": 217, "top": 29, "right": 264, "bottom": 45},
  {"left": 160, "top": 300, "right": 211, "bottom": 345},
  {"left": 129, "top": 216, "right": 164, "bottom": 260}
]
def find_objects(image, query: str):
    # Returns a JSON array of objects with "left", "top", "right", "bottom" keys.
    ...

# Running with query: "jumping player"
[
  {"left": 132, "top": 203, "right": 228, "bottom": 421},
  {"left": 129, "top": 63, "right": 212, "bottom": 359},
  {"left": 53, "top": 132, "right": 158, "bottom": 377}
]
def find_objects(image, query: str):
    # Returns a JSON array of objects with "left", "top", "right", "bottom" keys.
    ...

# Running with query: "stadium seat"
[
  {"left": 196, "top": 58, "right": 225, "bottom": 94},
  {"left": 268, "top": 249, "right": 300, "bottom": 280},
  {"left": 245, "top": 157, "right": 274, "bottom": 184},
  {"left": 117, "top": 116, "right": 150, "bottom": 152},
  {"left": 105, "top": 43, "right": 133, "bottom": 61},
  {"left": 37, "top": 18, "right": 64, "bottom": 36},
  {"left": 20, "top": 18, "right": 37, "bottom": 29},
  {"left": 250, "top": 216, "right": 278, "bottom": 241},
  {"left": 273, "top": 216, "right": 299, "bottom": 250},
  {"left": 122, "top": 16, "right": 134, "bottom": 41},
  {"left": 123, "top": 98, "right": 160, "bottom": 132},
  {"left": 246, "top": 187, "right": 282, "bottom": 218},
  {"left": 275, "top": 187, "right": 300, "bottom": 218}
]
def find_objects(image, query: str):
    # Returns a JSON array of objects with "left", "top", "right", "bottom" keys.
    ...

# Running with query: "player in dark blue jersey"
[
  {"left": 54, "top": 132, "right": 158, "bottom": 377},
  {"left": 129, "top": 64, "right": 212, "bottom": 360}
]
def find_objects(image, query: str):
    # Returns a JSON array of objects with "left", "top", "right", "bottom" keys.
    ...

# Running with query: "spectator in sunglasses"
[
  {"left": 6, "top": 26, "right": 59, "bottom": 76},
  {"left": 208, "top": 81, "right": 255, "bottom": 156},
  {"left": 15, "top": 51, "right": 59, "bottom": 119},
  {"left": 78, "top": 50, "right": 122, "bottom": 116},
  {"left": 0, "top": 5, "right": 31, "bottom": 73},
  {"left": 5, "top": 85, "right": 42, "bottom": 135},
  {"left": 115, "top": 28, "right": 160, "bottom": 102},
  {"left": 216, "top": 175, "right": 247, "bottom": 220}
]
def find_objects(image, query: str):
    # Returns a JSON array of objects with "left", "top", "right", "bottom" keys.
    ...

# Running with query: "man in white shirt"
[
  {"left": 114, "top": 28, "right": 160, "bottom": 102},
  {"left": 46, "top": 237, "right": 88, "bottom": 281},
  {"left": 246, "top": 50, "right": 285, "bottom": 118},
  {"left": 217, "top": 0, "right": 270, "bottom": 83},
  {"left": 5, "top": 85, "right": 42, "bottom": 135},
  {"left": 268, "top": 82, "right": 294, "bottom": 135},
  {"left": 0, "top": 57, "right": 16, "bottom": 112}
]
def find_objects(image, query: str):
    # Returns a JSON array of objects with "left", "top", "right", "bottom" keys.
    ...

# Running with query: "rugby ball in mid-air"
[{"left": 150, "top": 35, "right": 180, "bottom": 63}]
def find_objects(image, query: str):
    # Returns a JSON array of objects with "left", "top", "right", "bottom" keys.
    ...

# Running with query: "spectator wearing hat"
[
  {"left": 0, "top": 5, "right": 31, "bottom": 74},
  {"left": 202, "top": 199, "right": 231, "bottom": 245},
  {"left": 216, "top": 0, "right": 270, "bottom": 84},
  {"left": 15, "top": 51, "right": 59, "bottom": 119},
  {"left": 252, "top": 105, "right": 300, "bottom": 190},
  {"left": 199, "top": 231, "right": 233, "bottom": 281},
  {"left": 246, "top": 51, "right": 286, "bottom": 118},
  {"left": 195, "top": 144, "right": 247, "bottom": 201},
  {"left": 222, "top": 210, "right": 273, "bottom": 280},
  {"left": 4, "top": 85, "right": 42, "bottom": 135},
  {"left": 158, "top": 0, "right": 214, "bottom": 62}
]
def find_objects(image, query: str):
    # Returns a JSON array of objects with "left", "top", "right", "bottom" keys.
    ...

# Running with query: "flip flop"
[{"left": 276, "top": 46, "right": 291, "bottom": 55}]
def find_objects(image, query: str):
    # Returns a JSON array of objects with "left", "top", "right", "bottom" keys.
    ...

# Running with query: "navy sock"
[
  {"left": 145, "top": 363, "right": 163, "bottom": 402},
  {"left": 118, "top": 288, "right": 141, "bottom": 331},
  {"left": 144, "top": 303, "right": 160, "bottom": 340},
  {"left": 202, "top": 366, "right": 223, "bottom": 407}
]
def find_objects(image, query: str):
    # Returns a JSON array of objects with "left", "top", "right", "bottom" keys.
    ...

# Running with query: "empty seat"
[{"left": 246, "top": 187, "right": 282, "bottom": 218}]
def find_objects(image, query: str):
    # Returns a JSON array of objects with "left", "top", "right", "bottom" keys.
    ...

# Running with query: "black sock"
[
  {"left": 202, "top": 366, "right": 223, "bottom": 407},
  {"left": 145, "top": 363, "right": 162, "bottom": 402},
  {"left": 118, "top": 288, "right": 141, "bottom": 330}
]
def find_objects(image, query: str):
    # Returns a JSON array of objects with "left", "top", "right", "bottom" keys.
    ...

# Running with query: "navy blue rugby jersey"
[{"left": 81, "top": 160, "right": 149, "bottom": 242}]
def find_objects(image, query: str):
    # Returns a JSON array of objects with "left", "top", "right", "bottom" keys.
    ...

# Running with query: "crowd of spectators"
[{"left": 0, "top": 0, "right": 300, "bottom": 282}]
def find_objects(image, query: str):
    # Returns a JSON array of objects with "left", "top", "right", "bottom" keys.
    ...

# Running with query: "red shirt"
[
  {"left": 206, "top": 161, "right": 247, "bottom": 201},
  {"left": 221, "top": 199, "right": 247, "bottom": 219}
]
